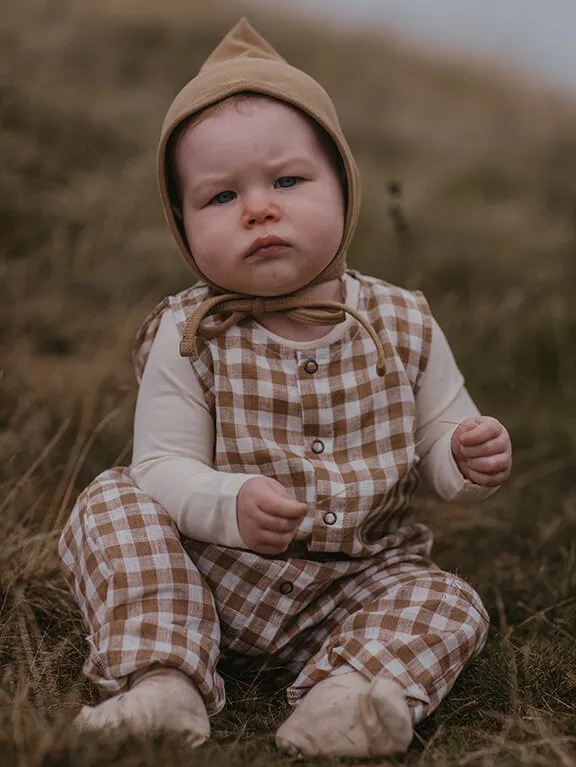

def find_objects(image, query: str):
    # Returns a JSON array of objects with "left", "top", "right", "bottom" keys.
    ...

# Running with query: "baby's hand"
[
  {"left": 451, "top": 416, "right": 512, "bottom": 487},
  {"left": 237, "top": 476, "right": 308, "bottom": 554}
]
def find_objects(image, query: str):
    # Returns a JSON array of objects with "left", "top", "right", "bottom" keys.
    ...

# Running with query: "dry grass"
[{"left": 1, "top": 0, "right": 575, "bottom": 764}]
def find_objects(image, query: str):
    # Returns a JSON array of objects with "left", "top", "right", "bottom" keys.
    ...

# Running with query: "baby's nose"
[{"left": 242, "top": 197, "right": 280, "bottom": 229}]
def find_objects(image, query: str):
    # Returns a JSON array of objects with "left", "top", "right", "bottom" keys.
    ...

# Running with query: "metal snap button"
[
  {"left": 323, "top": 511, "right": 337, "bottom": 526},
  {"left": 304, "top": 359, "right": 319, "bottom": 374},
  {"left": 279, "top": 580, "right": 294, "bottom": 595},
  {"left": 311, "top": 439, "right": 325, "bottom": 454}
]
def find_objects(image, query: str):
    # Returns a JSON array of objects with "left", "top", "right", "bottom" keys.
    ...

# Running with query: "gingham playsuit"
[{"left": 59, "top": 271, "right": 489, "bottom": 724}]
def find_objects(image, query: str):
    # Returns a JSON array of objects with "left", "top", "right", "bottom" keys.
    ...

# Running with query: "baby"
[{"left": 59, "top": 19, "right": 512, "bottom": 759}]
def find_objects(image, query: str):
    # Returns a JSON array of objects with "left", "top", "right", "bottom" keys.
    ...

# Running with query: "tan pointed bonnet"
[{"left": 158, "top": 17, "right": 361, "bottom": 290}]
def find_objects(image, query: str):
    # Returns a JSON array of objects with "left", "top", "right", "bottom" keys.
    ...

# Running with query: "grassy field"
[{"left": 1, "top": 0, "right": 575, "bottom": 764}]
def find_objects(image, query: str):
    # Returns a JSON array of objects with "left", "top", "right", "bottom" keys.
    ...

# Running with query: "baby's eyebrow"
[
  {"left": 265, "top": 156, "right": 315, "bottom": 170},
  {"left": 190, "top": 173, "right": 232, "bottom": 192},
  {"left": 189, "top": 156, "right": 316, "bottom": 194}
]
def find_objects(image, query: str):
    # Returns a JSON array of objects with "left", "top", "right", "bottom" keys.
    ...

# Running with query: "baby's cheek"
[{"left": 313, "top": 210, "right": 345, "bottom": 253}]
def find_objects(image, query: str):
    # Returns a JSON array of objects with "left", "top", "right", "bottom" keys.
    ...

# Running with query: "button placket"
[{"left": 299, "top": 349, "right": 333, "bottom": 457}]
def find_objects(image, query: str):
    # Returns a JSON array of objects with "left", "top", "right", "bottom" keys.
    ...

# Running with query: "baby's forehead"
[
  {"left": 176, "top": 95, "right": 313, "bottom": 149},
  {"left": 172, "top": 94, "right": 342, "bottom": 174}
]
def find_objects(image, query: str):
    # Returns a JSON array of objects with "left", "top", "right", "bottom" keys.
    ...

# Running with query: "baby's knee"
[
  {"left": 440, "top": 573, "right": 490, "bottom": 647},
  {"left": 59, "top": 467, "right": 175, "bottom": 562}
]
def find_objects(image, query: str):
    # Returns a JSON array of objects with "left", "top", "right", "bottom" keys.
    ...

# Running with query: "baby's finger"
[
  {"left": 466, "top": 453, "right": 510, "bottom": 475},
  {"left": 258, "top": 512, "right": 302, "bottom": 535},
  {"left": 466, "top": 467, "right": 510, "bottom": 487},
  {"left": 460, "top": 433, "right": 509, "bottom": 459},
  {"left": 457, "top": 418, "right": 502, "bottom": 447},
  {"left": 253, "top": 530, "right": 295, "bottom": 555},
  {"left": 260, "top": 494, "right": 308, "bottom": 519}
]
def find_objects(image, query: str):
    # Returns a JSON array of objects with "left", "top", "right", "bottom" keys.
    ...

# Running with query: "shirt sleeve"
[
  {"left": 415, "top": 317, "right": 499, "bottom": 502},
  {"left": 130, "top": 309, "right": 254, "bottom": 547}
]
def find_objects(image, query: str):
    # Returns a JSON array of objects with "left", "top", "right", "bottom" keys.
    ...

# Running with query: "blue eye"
[
  {"left": 212, "top": 190, "right": 236, "bottom": 204},
  {"left": 275, "top": 176, "right": 299, "bottom": 189}
]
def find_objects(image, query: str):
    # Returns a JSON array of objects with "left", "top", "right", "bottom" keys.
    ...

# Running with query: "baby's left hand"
[{"left": 451, "top": 416, "right": 512, "bottom": 487}]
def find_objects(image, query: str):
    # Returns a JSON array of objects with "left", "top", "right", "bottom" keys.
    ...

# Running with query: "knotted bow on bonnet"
[{"left": 158, "top": 18, "right": 386, "bottom": 374}]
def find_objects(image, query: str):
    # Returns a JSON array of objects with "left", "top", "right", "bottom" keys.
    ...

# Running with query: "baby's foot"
[
  {"left": 75, "top": 666, "right": 210, "bottom": 747},
  {"left": 275, "top": 671, "right": 412, "bottom": 758}
]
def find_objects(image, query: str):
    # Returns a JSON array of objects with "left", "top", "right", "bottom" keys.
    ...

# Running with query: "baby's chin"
[
  {"left": 222, "top": 284, "right": 304, "bottom": 298},
  {"left": 218, "top": 268, "right": 318, "bottom": 298}
]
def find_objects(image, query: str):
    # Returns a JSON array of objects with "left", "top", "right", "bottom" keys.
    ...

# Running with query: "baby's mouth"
[{"left": 245, "top": 235, "right": 290, "bottom": 259}]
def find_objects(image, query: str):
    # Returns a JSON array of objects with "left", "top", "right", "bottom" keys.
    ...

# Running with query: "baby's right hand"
[{"left": 236, "top": 477, "right": 308, "bottom": 555}]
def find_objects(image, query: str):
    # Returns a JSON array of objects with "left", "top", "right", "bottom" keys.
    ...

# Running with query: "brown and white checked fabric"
[
  {"left": 59, "top": 466, "right": 489, "bottom": 724},
  {"left": 58, "top": 470, "right": 223, "bottom": 707},
  {"left": 59, "top": 270, "right": 489, "bottom": 725},
  {"left": 132, "top": 270, "right": 433, "bottom": 558}
]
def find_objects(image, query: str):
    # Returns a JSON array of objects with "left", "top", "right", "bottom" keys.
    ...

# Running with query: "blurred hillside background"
[
  {"left": 251, "top": 0, "right": 576, "bottom": 98},
  {"left": 0, "top": 0, "right": 575, "bottom": 765}
]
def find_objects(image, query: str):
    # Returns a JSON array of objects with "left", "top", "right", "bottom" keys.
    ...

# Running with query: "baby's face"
[{"left": 173, "top": 98, "right": 345, "bottom": 296}]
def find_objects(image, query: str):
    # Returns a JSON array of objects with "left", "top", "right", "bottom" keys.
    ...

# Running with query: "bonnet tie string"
[{"left": 179, "top": 292, "right": 387, "bottom": 376}]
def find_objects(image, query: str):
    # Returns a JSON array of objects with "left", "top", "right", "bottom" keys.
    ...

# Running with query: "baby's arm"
[
  {"left": 130, "top": 309, "right": 254, "bottom": 547},
  {"left": 415, "top": 318, "right": 511, "bottom": 501},
  {"left": 130, "top": 309, "right": 306, "bottom": 552}
]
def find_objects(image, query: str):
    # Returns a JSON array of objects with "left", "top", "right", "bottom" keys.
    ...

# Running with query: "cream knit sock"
[
  {"left": 75, "top": 666, "right": 210, "bottom": 747},
  {"left": 275, "top": 671, "right": 413, "bottom": 758}
]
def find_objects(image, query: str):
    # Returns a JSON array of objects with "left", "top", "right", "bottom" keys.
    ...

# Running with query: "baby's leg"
[
  {"left": 276, "top": 562, "right": 489, "bottom": 758},
  {"left": 59, "top": 467, "right": 223, "bottom": 742}
]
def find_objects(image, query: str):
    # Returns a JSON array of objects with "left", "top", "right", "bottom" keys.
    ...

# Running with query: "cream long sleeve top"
[{"left": 130, "top": 274, "right": 496, "bottom": 548}]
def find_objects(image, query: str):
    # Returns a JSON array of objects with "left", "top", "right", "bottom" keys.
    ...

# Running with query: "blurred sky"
[{"left": 249, "top": 0, "right": 576, "bottom": 97}]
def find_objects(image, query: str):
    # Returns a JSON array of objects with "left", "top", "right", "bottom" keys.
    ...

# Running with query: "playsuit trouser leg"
[
  {"left": 58, "top": 466, "right": 225, "bottom": 715},
  {"left": 286, "top": 556, "right": 490, "bottom": 725}
]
